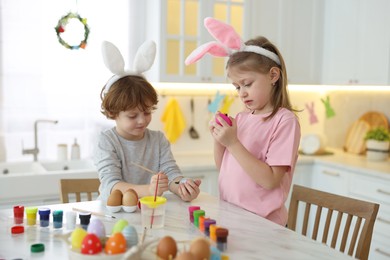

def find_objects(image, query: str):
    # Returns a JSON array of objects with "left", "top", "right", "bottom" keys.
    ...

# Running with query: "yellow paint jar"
[{"left": 25, "top": 207, "right": 38, "bottom": 226}]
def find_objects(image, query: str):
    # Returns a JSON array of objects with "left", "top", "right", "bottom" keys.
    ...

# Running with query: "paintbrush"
[
  {"left": 72, "top": 207, "right": 116, "bottom": 219},
  {"left": 131, "top": 161, "right": 181, "bottom": 184}
]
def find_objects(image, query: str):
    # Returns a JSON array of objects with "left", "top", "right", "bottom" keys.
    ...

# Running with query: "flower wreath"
[{"left": 54, "top": 12, "right": 90, "bottom": 50}]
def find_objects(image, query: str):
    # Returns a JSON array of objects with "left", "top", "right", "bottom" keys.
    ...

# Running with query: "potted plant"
[{"left": 364, "top": 127, "right": 390, "bottom": 161}]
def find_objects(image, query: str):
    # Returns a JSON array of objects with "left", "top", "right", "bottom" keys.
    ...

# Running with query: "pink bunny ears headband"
[
  {"left": 185, "top": 17, "right": 280, "bottom": 66},
  {"left": 101, "top": 40, "right": 156, "bottom": 93}
]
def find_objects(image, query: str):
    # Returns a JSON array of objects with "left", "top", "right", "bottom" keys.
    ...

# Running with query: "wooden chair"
[
  {"left": 59, "top": 178, "right": 100, "bottom": 203},
  {"left": 287, "top": 184, "right": 379, "bottom": 260}
]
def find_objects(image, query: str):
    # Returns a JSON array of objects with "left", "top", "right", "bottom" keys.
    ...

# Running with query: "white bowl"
[{"left": 106, "top": 206, "right": 122, "bottom": 213}]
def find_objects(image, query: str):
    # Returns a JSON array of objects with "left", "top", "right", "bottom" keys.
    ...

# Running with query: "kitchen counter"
[{"left": 0, "top": 192, "right": 353, "bottom": 259}]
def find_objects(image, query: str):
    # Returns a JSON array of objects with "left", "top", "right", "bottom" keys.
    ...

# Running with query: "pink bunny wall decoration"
[{"left": 305, "top": 102, "right": 318, "bottom": 125}]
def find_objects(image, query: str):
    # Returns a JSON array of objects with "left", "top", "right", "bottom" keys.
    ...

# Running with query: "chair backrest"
[
  {"left": 287, "top": 184, "right": 379, "bottom": 260},
  {"left": 59, "top": 178, "right": 100, "bottom": 203}
]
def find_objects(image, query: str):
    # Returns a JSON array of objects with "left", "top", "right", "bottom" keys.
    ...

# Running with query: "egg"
[
  {"left": 190, "top": 237, "right": 211, "bottom": 260},
  {"left": 122, "top": 189, "right": 138, "bottom": 206},
  {"left": 112, "top": 219, "right": 129, "bottom": 234},
  {"left": 176, "top": 252, "right": 196, "bottom": 260},
  {"left": 81, "top": 233, "right": 102, "bottom": 255},
  {"left": 157, "top": 236, "right": 177, "bottom": 260},
  {"left": 70, "top": 227, "right": 87, "bottom": 250},
  {"left": 121, "top": 225, "right": 138, "bottom": 248},
  {"left": 87, "top": 218, "right": 106, "bottom": 239},
  {"left": 107, "top": 189, "right": 123, "bottom": 206},
  {"left": 105, "top": 232, "right": 127, "bottom": 255}
]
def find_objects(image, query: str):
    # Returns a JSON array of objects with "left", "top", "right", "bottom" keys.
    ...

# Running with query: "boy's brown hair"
[{"left": 100, "top": 75, "right": 158, "bottom": 119}]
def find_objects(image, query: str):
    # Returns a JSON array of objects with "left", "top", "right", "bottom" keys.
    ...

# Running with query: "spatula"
[{"left": 189, "top": 98, "right": 199, "bottom": 139}]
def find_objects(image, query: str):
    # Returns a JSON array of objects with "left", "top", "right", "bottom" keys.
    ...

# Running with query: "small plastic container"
[
  {"left": 53, "top": 210, "right": 63, "bottom": 229},
  {"left": 199, "top": 216, "right": 209, "bottom": 232},
  {"left": 78, "top": 212, "right": 91, "bottom": 230},
  {"left": 193, "top": 209, "right": 205, "bottom": 228},
  {"left": 66, "top": 211, "right": 77, "bottom": 230},
  {"left": 204, "top": 219, "right": 216, "bottom": 236},
  {"left": 209, "top": 224, "right": 221, "bottom": 242},
  {"left": 216, "top": 228, "right": 229, "bottom": 252},
  {"left": 139, "top": 196, "right": 167, "bottom": 229},
  {"left": 26, "top": 207, "right": 38, "bottom": 226},
  {"left": 13, "top": 205, "right": 24, "bottom": 224},
  {"left": 188, "top": 206, "right": 201, "bottom": 223},
  {"left": 38, "top": 208, "right": 51, "bottom": 227}
]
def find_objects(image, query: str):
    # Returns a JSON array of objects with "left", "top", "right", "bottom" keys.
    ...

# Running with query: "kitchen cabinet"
[
  {"left": 311, "top": 164, "right": 349, "bottom": 196},
  {"left": 349, "top": 174, "right": 390, "bottom": 260},
  {"left": 321, "top": 0, "right": 390, "bottom": 85},
  {"left": 144, "top": 0, "right": 251, "bottom": 83},
  {"left": 250, "top": 0, "right": 324, "bottom": 84}
]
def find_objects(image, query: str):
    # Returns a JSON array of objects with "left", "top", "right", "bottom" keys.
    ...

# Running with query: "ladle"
[{"left": 189, "top": 98, "right": 199, "bottom": 139}]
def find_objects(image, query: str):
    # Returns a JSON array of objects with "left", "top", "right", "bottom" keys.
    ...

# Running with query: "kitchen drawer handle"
[
  {"left": 321, "top": 170, "right": 340, "bottom": 177},
  {"left": 377, "top": 217, "right": 390, "bottom": 225},
  {"left": 377, "top": 189, "right": 390, "bottom": 196},
  {"left": 375, "top": 248, "right": 390, "bottom": 257}
]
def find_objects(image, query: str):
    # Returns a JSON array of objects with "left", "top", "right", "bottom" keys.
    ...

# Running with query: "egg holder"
[{"left": 106, "top": 189, "right": 139, "bottom": 213}]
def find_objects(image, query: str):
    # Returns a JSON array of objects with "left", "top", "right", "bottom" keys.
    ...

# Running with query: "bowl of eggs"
[{"left": 106, "top": 189, "right": 138, "bottom": 213}]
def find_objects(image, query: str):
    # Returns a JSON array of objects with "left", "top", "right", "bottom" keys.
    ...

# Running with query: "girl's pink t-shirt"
[{"left": 218, "top": 108, "right": 301, "bottom": 226}]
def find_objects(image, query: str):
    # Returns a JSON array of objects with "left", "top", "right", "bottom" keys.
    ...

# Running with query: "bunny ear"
[
  {"left": 204, "top": 17, "right": 243, "bottom": 50},
  {"left": 133, "top": 40, "right": 156, "bottom": 73},
  {"left": 185, "top": 41, "right": 229, "bottom": 65},
  {"left": 101, "top": 41, "right": 125, "bottom": 75}
]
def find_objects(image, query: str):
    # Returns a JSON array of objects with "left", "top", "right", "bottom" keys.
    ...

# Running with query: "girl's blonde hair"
[
  {"left": 100, "top": 75, "right": 158, "bottom": 119},
  {"left": 226, "top": 36, "right": 296, "bottom": 120}
]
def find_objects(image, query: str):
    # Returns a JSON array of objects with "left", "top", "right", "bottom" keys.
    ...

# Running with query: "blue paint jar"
[
  {"left": 38, "top": 208, "right": 51, "bottom": 227},
  {"left": 53, "top": 210, "right": 63, "bottom": 229}
]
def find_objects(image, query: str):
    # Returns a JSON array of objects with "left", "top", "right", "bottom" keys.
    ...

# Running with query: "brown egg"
[
  {"left": 190, "top": 237, "right": 210, "bottom": 260},
  {"left": 157, "top": 236, "right": 177, "bottom": 260},
  {"left": 122, "top": 189, "right": 138, "bottom": 206},
  {"left": 107, "top": 189, "right": 122, "bottom": 206},
  {"left": 176, "top": 252, "right": 196, "bottom": 260}
]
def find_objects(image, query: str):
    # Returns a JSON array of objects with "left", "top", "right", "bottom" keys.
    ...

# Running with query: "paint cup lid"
[
  {"left": 11, "top": 226, "right": 24, "bottom": 234},
  {"left": 31, "top": 243, "right": 45, "bottom": 253},
  {"left": 193, "top": 210, "right": 205, "bottom": 217},
  {"left": 53, "top": 210, "right": 63, "bottom": 216},
  {"left": 189, "top": 206, "right": 201, "bottom": 213},
  {"left": 26, "top": 207, "right": 38, "bottom": 214},
  {"left": 38, "top": 208, "right": 51, "bottom": 215}
]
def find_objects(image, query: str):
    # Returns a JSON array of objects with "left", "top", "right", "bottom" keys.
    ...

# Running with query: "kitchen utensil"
[
  {"left": 189, "top": 98, "right": 199, "bottom": 139},
  {"left": 359, "top": 111, "right": 389, "bottom": 129},
  {"left": 343, "top": 119, "right": 370, "bottom": 154}
]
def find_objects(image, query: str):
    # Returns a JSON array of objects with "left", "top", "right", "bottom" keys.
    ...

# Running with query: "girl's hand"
[
  {"left": 177, "top": 179, "right": 202, "bottom": 202},
  {"left": 211, "top": 113, "right": 238, "bottom": 148},
  {"left": 149, "top": 173, "right": 169, "bottom": 196}
]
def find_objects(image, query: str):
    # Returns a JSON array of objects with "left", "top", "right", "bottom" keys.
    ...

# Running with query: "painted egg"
[
  {"left": 70, "top": 227, "right": 87, "bottom": 250},
  {"left": 122, "top": 189, "right": 138, "bottom": 206},
  {"left": 112, "top": 219, "right": 128, "bottom": 234},
  {"left": 105, "top": 232, "right": 127, "bottom": 255},
  {"left": 190, "top": 237, "right": 211, "bottom": 260},
  {"left": 107, "top": 189, "right": 123, "bottom": 206},
  {"left": 87, "top": 218, "right": 106, "bottom": 239},
  {"left": 157, "top": 236, "right": 177, "bottom": 260},
  {"left": 121, "top": 225, "right": 138, "bottom": 248},
  {"left": 81, "top": 233, "right": 102, "bottom": 255}
]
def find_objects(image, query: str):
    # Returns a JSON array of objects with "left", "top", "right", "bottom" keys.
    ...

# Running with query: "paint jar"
[
  {"left": 204, "top": 219, "right": 217, "bottom": 237},
  {"left": 209, "top": 224, "right": 221, "bottom": 242},
  {"left": 199, "top": 216, "right": 210, "bottom": 232},
  {"left": 13, "top": 205, "right": 24, "bottom": 224},
  {"left": 193, "top": 209, "right": 205, "bottom": 228},
  {"left": 216, "top": 228, "right": 229, "bottom": 252},
  {"left": 66, "top": 211, "right": 77, "bottom": 230},
  {"left": 53, "top": 210, "right": 63, "bottom": 229},
  {"left": 25, "top": 207, "right": 38, "bottom": 226},
  {"left": 188, "top": 206, "right": 200, "bottom": 223},
  {"left": 78, "top": 212, "right": 91, "bottom": 230},
  {"left": 38, "top": 208, "right": 51, "bottom": 227}
]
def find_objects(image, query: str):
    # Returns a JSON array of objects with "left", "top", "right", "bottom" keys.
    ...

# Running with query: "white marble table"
[{"left": 0, "top": 192, "right": 353, "bottom": 259}]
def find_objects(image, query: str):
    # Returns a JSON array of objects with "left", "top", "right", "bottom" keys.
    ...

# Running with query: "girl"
[
  {"left": 185, "top": 18, "right": 301, "bottom": 225},
  {"left": 95, "top": 41, "right": 201, "bottom": 202}
]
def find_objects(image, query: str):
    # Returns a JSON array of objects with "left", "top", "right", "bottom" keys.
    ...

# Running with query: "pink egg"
[{"left": 81, "top": 233, "right": 102, "bottom": 255}]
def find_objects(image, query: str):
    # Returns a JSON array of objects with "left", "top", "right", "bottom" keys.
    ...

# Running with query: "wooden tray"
[{"left": 344, "top": 120, "right": 370, "bottom": 154}]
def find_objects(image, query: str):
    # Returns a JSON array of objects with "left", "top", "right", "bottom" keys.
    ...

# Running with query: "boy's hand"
[{"left": 149, "top": 173, "right": 169, "bottom": 196}]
